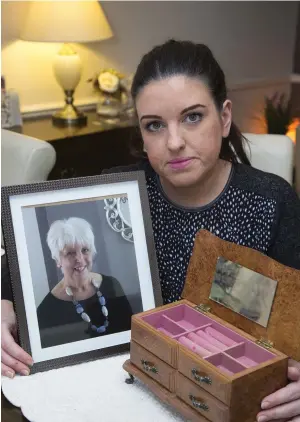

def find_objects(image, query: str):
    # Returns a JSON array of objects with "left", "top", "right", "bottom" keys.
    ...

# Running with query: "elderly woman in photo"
[{"left": 37, "top": 217, "right": 133, "bottom": 348}]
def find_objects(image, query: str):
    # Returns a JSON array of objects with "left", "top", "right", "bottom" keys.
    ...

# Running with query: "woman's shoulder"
[
  {"left": 232, "top": 163, "right": 298, "bottom": 203},
  {"left": 99, "top": 274, "right": 124, "bottom": 296},
  {"left": 37, "top": 291, "right": 59, "bottom": 313}
]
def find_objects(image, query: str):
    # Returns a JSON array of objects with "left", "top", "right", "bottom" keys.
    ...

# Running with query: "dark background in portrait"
[{"left": 22, "top": 198, "right": 143, "bottom": 314}]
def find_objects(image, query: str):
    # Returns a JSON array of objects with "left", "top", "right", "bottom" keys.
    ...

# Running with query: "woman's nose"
[
  {"left": 75, "top": 252, "right": 84, "bottom": 263},
  {"left": 166, "top": 126, "right": 185, "bottom": 151}
]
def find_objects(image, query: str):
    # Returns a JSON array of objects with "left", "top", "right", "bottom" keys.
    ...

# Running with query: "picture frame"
[{"left": 1, "top": 171, "right": 162, "bottom": 374}]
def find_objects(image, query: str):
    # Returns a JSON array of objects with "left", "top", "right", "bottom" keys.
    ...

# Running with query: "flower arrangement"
[
  {"left": 88, "top": 69, "right": 134, "bottom": 118},
  {"left": 264, "top": 92, "right": 292, "bottom": 135},
  {"left": 87, "top": 68, "right": 126, "bottom": 101}
]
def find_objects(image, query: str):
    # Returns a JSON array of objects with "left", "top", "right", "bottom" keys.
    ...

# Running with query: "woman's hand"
[
  {"left": 1, "top": 300, "right": 33, "bottom": 378},
  {"left": 257, "top": 359, "right": 300, "bottom": 421}
]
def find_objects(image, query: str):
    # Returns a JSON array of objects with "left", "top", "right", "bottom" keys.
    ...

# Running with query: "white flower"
[{"left": 98, "top": 72, "right": 119, "bottom": 94}]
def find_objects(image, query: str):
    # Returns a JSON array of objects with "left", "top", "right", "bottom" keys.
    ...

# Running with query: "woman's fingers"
[
  {"left": 288, "top": 361, "right": 300, "bottom": 382},
  {"left": 1, "top": 300, "right": 32, "bottom": 377},
  {"left": 289, "top": 360, "right": 300, "bottom": 370},
  {"left": 262, "top": 382, "right": 300, "bottom": 409},
  {"left": 289, "top": 367, "right": 300, "bottom": 382},
  {"left": 1, "top": 325, "right": 33, "bottom": 369},
  {"left": 1, "top": 348, "right": 30, "bottom": 376},
  {"left": 257, "top": 399, "right": 300, "bottom": 421},
  {"left": 1, "top": 361, "right": 15, "bottom": 378}
]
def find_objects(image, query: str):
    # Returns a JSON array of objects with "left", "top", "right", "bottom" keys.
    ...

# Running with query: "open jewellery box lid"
[{"left": 182, "top": 230, "right": 300, "bottom": 361}]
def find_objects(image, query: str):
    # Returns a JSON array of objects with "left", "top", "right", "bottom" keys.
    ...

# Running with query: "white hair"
[{"left": 46, "top": 217, "right": 97, "bottom": 261}]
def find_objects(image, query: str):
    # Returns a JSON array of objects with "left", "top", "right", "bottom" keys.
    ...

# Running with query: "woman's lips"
[
  {"left": 74, "top": 266, "right": 86, "bottom": 273},
  {"left": 168, "top": 157, "right": 194, "bottom": 170}
]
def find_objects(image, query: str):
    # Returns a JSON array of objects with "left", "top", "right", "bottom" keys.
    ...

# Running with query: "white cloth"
[{"left": 2, "top": 353, "right": 185, "bottom": 422}]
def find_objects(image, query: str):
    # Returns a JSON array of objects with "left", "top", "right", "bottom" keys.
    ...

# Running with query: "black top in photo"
[{"left": 37, "top": 275, "right": 134, "bottom": 348}]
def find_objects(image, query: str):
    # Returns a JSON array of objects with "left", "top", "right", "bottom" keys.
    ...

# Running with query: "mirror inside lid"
[
  {"left": 182, "top": 230, "right": 300, "bottom": 360},
  {"left": 209, "top": 257, "right": 278, "bottom": 329}
]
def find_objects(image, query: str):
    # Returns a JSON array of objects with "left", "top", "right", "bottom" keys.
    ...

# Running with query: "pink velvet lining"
[{"left": 142, "top": 304, "right": 275, "bottom": 375}]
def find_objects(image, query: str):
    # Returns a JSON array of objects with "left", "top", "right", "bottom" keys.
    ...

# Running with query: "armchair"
[
  {"left": 243, "top": 133, "right": 294, "bottom": 185},
  {"left": 1, "top": 129, "right": 56, "bottom": 186}
]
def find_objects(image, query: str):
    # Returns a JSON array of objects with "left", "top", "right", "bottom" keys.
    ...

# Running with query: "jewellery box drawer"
[
  {"left": 176, "top": 373, "right": 229, "bottom": 422},
  {"left": 130, "top": 341, "right": 176, "bottom": 392},
  {"left": 178, "top": 346, "right": 231, "bottom": 404},
  {"left": 131, "top": 311, "right": 179, "bottom": 367}
]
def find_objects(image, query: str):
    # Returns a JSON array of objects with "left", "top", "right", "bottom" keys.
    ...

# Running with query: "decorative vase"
[{"left": 96, "top": 93, "right": 122, "bottom": 118}]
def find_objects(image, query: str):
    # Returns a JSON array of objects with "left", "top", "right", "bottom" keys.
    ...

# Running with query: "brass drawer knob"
[
  {"left": 189, "top": 394, "right": 209, "bottom": 411},
  {"left": 141, "top": 359, "right": 158, "bottom": 374},
  {"left": 191, "top": 368, "right": 212, "bottom": 385}
]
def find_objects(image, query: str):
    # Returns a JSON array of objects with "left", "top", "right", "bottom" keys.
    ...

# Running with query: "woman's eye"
[
  {"left": 82, "top": 248, "right": 89, "bottom": 254},
  {"left": 184, "top": 113, "right": 202, "bottom": 123},
  {"left": 145, "top": 121, "right": 164, "bottom": 132}
]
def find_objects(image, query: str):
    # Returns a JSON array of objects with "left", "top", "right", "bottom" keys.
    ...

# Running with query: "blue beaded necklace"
[{"left": 66, "top": 278, "right": 109, "bottom": 334}]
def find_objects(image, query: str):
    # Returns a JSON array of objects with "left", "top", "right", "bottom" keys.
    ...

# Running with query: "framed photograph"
[{"left": 1, "top": 172, "right": 162, "bottom": 373}]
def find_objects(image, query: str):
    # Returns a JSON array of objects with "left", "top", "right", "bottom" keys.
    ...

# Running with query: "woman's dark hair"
[{"left": 131, "top": 39, "right": 250, "bottom": 165}]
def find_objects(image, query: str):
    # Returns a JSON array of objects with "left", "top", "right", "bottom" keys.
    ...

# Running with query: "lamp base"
[
  {"left": 52, "top": 104, "right": 87, "bottom": 127},
  {"left": 52, "top": 89, "right": 87, "bottom": 127}
]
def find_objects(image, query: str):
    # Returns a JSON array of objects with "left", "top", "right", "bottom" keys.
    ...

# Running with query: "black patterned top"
[
  {"left": 146, "top": 162, "right": 300, "bottom": 303},
  {"left": 106, "top": 160, "right": 300, "bottom": 304}
]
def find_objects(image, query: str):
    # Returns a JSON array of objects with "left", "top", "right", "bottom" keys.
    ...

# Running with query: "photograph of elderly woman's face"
[
  {"left": 21, "top": 195, "right": 143, "bottom": 349},
  {"left": 59, "top": 245, "right": 93, "bottom": 281}
]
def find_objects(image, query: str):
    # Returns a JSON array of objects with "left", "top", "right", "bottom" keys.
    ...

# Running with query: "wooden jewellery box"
[{"left": 123, "top": 230, "right": 300, "bottom": 422}]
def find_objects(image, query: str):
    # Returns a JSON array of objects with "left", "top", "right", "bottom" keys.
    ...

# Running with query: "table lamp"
[{"left": 20, "top": 1, "right": 113, "bottom": 126}]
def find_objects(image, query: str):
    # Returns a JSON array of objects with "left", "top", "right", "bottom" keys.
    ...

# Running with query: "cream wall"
[{"left": 1, "top": 1, "right": 298, "bottom": 131}]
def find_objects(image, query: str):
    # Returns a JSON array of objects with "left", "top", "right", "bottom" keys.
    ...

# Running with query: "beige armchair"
[
  {"left": 1, "top": 129, "right": 56, "bottom": 186},
  {"left": 1, "top": 129, "right": 56, "bottom": 246},
  {"left": 243, "top": 133, "right": 294, "bottom": 185}
]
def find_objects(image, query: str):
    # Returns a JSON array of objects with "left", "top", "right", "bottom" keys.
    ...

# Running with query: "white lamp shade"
[{"left": 20, "top": 1, "right": 113, "bottom": 43}]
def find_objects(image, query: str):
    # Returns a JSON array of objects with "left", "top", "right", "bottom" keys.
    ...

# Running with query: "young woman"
[{"left": 2, "top": 40, "right": 300, "bottom": 421}]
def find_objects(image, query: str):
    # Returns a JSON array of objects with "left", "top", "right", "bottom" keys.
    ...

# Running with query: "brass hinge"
[
  {"left": 256, "top": 338, "right": 274, "bottom": 350},
  {"left": 195, "top": 304, "right": 211, "bottom": 314}
]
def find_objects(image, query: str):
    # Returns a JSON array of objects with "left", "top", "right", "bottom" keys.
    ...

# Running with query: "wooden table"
[{"left": 11, "top": 110, "right": 142, "bottom": 180}]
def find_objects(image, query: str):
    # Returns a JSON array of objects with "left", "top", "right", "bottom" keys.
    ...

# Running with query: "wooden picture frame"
[{"left": 1, "top": 171, "right": 162, "bottom": 374}]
